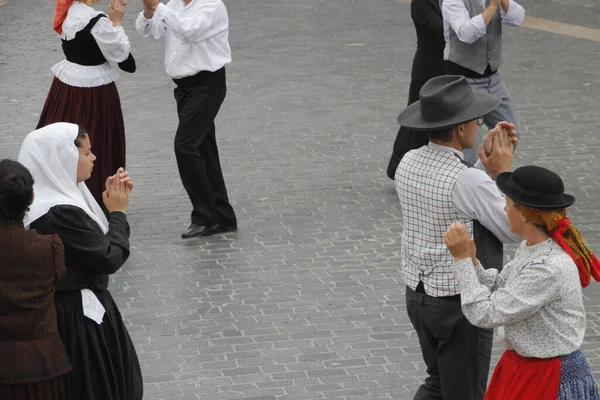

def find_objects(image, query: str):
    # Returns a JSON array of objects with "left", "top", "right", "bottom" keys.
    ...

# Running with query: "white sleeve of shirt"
[
  {"left": 501, "top": 0, "right": 525, "bottom": 26},
  {"left": 135, "top": 10, "right": 168, "bottom": 40},
  {"left": 473, "top": 263, "right": 501, "bottom": 289},
  {"left": 91, "top": 17, "right": 131, "bottom": 63},
  {"left": 452, "top": 167, "right": 521, "bottom": 244},
  {"left": 453, "top": 257, "right": 561, "bottom": 329},
  {"left": 153, "top": 1, "right": 227, "bottom": 43},
  {"left": 442, "top": 0, "right": 487, "bottom": 44}
]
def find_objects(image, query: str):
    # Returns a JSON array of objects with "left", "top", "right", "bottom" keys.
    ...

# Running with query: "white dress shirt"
[
  {"left": 454, "top": 239, "right": 586, "bottom": 358},
  {"left": 135, "top": 0, "right": 232, "bottom": 79},
  {"left": 428, "top": 143, "right": 520, "bottom": 244},
  {"left": 442, "top": 0, "right": 525, "bottom": 59},
  {"left": 52, "top": 2, "right": 131, "bottom": 88}
]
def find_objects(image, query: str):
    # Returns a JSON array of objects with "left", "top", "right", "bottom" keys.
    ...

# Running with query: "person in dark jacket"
[
  {"left": 387, "top": 0, "right": 446, "bottom": 179},
  {"left": 0, "top": 159, "right": 72, "bottom": 400},
  {"left": 18, "top": 123, "right": 143, "bottom": 400}
]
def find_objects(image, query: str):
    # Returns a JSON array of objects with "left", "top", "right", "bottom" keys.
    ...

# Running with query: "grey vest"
[{"left": 447, "top": 0, "right": 503, "bottom": 74}]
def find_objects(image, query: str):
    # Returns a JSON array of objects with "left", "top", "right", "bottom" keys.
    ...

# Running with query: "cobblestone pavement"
[{"left": 1, "top": 0, "right": 600, "bottom": 399}]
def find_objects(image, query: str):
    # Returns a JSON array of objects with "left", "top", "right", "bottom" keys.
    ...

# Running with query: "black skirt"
[
  {"left": 0, "top": 374, "right": 69, "bottom": 400},
  {"left": 54, "top": 290, "right": 143, "bottom": 400}
]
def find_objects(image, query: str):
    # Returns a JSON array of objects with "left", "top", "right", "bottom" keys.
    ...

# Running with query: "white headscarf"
[{"left": 17, "top": 122, "right": 109, "bottom": 233}]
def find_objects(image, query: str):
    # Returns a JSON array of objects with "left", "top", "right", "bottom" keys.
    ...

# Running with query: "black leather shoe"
[
  {"left": 213, "top": 222, "right": 237, "bottom": 234},
  {"left": 181, "top": 224, "right": 219, "bottom": 239}
]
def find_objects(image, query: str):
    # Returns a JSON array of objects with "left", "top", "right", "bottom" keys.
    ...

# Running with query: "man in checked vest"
[
  {"left": 442, "top": 0, "right": 525, "bottom": 165},
  {"left": 394, "top": 75, "right": 521, "bottom": 399}
]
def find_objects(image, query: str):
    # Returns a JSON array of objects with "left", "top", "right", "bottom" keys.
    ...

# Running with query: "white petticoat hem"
[{"left": 51, "top": 59, "right": 120, "bottom": 88}]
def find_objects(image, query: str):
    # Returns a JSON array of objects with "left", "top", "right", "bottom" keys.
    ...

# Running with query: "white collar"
[
  {"left": 60, "top": 2, "right": 104, "bottom": 41},
  {"left": 428, "top": 142, "right": 465, "bottom": 160}
]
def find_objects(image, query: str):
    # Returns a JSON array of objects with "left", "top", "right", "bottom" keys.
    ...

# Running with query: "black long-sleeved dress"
[{"left": 30, "top": 205, "right": 143, "bottom": 400}]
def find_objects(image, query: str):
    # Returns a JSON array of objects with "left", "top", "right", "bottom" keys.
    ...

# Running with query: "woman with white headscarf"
[{"left": 18, "top": 122, "right": 143, "bottom": 400}]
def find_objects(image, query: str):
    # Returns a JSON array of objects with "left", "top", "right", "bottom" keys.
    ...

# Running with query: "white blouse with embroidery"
[
  {"left": 52, "top": 2, "right": 131, "bottom": 88},
  {"left": 453, "top": 239, "right": 587, "bottom": 358}
]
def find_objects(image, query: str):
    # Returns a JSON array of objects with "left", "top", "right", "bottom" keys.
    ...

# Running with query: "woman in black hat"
[{"left": 444, "top": 165, "right": 600, "bottom": 399}]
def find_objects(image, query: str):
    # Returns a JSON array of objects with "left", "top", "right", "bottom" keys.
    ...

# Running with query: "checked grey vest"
[
  {"left": 395, "top": 145, "right": 503, "bottom": 296},
  {"left": 447, "top": 0, "right": 503, "bottom": 75}
]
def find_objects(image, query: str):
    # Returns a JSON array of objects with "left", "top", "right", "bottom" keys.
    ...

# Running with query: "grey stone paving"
[
  {"left": 1, "top": 0, "right": 600, "bottom": 398},
  {"left": 519, "top": 0, "right": 600, "bottom": 30}
]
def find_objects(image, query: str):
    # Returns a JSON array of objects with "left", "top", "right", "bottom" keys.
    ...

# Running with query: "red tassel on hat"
[{"left": 549, "top": 217, "right": 600, "bottom": 288}]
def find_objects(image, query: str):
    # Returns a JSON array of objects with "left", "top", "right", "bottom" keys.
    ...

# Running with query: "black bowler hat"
[
  {"left": 496, "top": 166, "right": 576, "bottom": 209},
  {"left": 397, "top": 75, "right": 501, "bottom": 131}
]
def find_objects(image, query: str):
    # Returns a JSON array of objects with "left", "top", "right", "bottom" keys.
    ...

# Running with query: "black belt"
[
  {"left": 415, "top": 281, "right": 461, "bottom": 302},
  {"left": 172, "top": 67, "right": 226, "bottom": 88},
  {"left": 446, "top": 61, "right": 497, "bottom": 79}
]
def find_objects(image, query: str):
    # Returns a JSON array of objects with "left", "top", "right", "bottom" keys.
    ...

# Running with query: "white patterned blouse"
[{"left": 453, "top": 238, "right": 586, "bottom": 358}]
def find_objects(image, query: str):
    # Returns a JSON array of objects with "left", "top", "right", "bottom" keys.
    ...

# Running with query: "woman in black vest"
[
  {"left": 387, "top": 0, "right": 446, "bottom": 179},
  {"left": 38, "top": 0, "right": 136, "bottom": 207}
]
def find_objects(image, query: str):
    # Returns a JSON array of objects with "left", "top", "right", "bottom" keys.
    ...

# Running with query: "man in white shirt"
[
  {"left": 135, "top": 0, "right": 237, "bottom": 238},
  {"left": 442, "top": 0, "right": 525, "bottom": 165},
  {"left": 394, "top": 75, "right": 520, "bottom": 399}
]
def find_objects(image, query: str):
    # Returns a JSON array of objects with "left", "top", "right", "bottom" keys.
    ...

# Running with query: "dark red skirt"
[
  {"left": 0, "top": 374, "right": 69, "bottom": 400},
  {"left": 485, "top": 350, "right": 561, "bottom": 400},
  {"left": 37, "top": 78, "right": 126, "bottom": 205}
]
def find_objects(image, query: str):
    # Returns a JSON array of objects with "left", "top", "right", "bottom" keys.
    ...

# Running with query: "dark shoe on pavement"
[
  {"left": 181, "top": 223, "right": 219, "bottom": 239},
  {"left": 212, "top": 222, "right": 238, "bottom": 234}
]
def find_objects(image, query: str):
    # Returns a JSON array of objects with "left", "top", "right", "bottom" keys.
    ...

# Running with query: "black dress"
[
  {"left": 387, "top": 0, "right": 446, "bottom": 179},
  {"left": 30, "top": 205, "right": 143, "bottom": 400}
]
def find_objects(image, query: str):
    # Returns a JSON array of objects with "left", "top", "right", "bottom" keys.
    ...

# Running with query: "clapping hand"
[
  {"left": 105, "top": 168, "right": 134, "bottom": 192},
  {"left": 444, "top": 223, "right": 478, "bottom": 266},
  {"left": 108, "top": 0, "right": 126, "bottom": 26},
  {"left": 103, "top": 168, "right": 133, "bottom": 214},
  {"left": 143, "top": 0, "right": 160, "bottom": 18},
  {"left": 482, "top": 121, "right": 517, "bottom": 157},
  {"left": 478, "top": 122, "right": 515, "bottom": 180},
  {"left": 143, "top": 0, "right": 160, "bottom": 10}
]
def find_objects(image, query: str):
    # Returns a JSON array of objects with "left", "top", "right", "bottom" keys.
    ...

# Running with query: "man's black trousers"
[
  {"left": 173, "top": 67, "right": 236, "bottom": 226},
  {"left": 406, "top": 285, "right": 494, "bottom": 400}
]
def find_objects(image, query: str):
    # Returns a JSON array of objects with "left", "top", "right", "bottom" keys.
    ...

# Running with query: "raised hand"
[
  {"left": 103, "top": 176, "right": 131, "bottom": 214},
  {"left": 108, "top": 0, "right": 126, "bottom": 26},
  {"left": 479, "top": 128, "right": 514, "bottom": 180},
  {"left": 142, "top": 0, "right": 160, "bottom": 10},
  {"left": 142, "top": 0, "right": 159, "bottom": 18},
  {"left": 482, "top": 121, "right": 517, "bottom": 157},
  {"left": 444, "top": 223, "right": 477, "bottom": 265}
]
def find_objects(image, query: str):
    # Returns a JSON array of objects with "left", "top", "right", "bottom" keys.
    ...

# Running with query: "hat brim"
[
  {"left": 396, "top": 91, "right": 501, "bottom": 131},
  {"left": 496, "top": 172, "right": 576, "bottom": 209}
]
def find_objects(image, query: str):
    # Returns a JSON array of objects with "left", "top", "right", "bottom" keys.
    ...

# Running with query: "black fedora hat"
[
  {"left": 397, "top": 75, "right": 501, "bottom": 131},
  {"left": 496, "top": 166, "right": 576, "bottom": 209}
]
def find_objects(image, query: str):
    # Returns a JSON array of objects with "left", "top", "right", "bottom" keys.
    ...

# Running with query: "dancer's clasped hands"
[{"left": 103, "top": 168, "right": 133, "bottom": 213}]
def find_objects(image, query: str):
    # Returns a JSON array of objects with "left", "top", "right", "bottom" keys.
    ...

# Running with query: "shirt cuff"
[
  {"left": 473, "top": 14, "right": 487, "bottom": 34},
  {"left": 501, "top": 0, "right": 512, "bottom": 18},
  {"left": 139, "top": 12, "right": 153, "bottom": 23},
  {"left": 154, "top": 2, "right": 169, "bottom": 20},
  {"left": 453, "top": 258, "right": 481, "bottom": 292}
]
